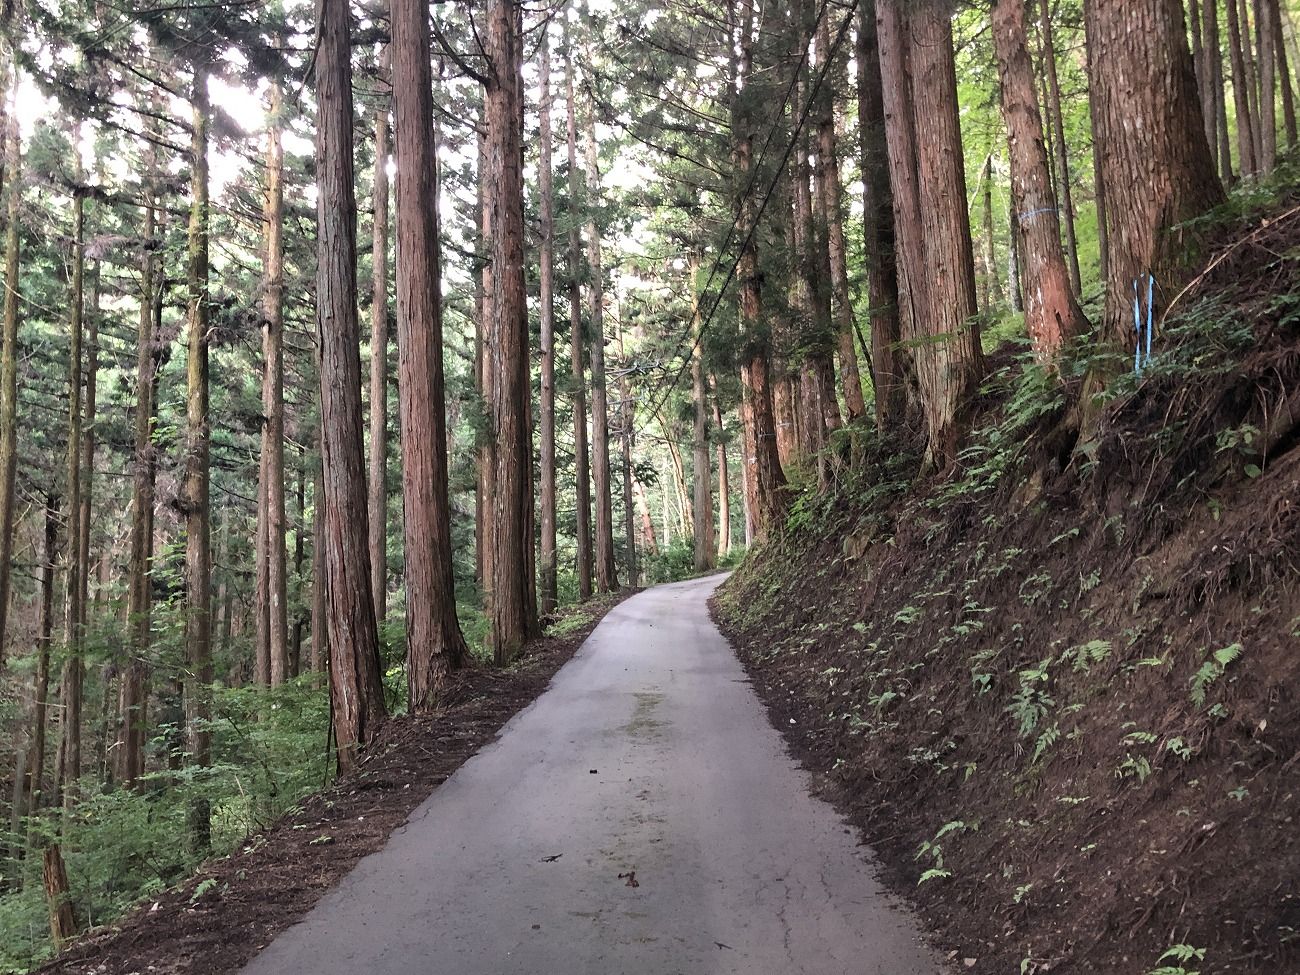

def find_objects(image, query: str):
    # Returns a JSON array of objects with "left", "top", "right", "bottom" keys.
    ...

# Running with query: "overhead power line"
[{"left": 640, "top": 0, "right": 861, "bottom": 425}]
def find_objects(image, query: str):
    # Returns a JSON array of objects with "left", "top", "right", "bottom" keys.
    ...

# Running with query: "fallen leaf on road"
[{"left": 618, "top": 870, "right": 639, "bottom": 888}]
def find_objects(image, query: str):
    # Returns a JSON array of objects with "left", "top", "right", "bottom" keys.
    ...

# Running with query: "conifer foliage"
[{"left": 0, "top": 0, "right": 1281, "bottom": 965}]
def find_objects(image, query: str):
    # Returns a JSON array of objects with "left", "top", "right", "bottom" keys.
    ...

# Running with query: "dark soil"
[
  {"left": 35, "top": 594, "right": 630, "bottom": 975},
  {"left": 713, "top": 202, "right": 1300, "bottom": 975}
]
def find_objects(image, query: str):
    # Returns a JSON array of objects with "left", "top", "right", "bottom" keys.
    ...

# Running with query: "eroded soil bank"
[{"left": 714, "top": 198, "right": 1300, "bottom": 975}]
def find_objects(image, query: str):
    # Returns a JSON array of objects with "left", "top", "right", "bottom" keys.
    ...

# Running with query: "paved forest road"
[{"left": 241, "top": 575, "right": 943, "bottom": 975}]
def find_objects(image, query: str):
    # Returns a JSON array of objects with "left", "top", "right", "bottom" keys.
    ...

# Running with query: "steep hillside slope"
[{"left": 715, "top": 193, "right": 1300, "bottom": 975}]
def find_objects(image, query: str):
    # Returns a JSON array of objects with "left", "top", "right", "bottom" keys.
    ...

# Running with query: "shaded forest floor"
[
  {"left": 714, "top": 188, "right": 1300, "bottom": 974},
  {"left": 32, "top": 591, "right": 631, "bottom": 975}
]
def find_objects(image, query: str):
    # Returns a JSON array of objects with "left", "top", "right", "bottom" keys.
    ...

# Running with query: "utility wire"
[{"left": 640, "top": 0, "right": 860, "bottom": 426}]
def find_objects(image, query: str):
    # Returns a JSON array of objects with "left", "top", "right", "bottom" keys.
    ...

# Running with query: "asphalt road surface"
[{"left": 240, "top": 574, "right": 944, "bottom": 975}]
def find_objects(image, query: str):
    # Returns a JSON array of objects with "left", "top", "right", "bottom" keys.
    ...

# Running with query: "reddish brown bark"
[
  {"left": 43, "top": 843, "right": 77, "bottom": 946},
  {"left": 992, "top": 0, "right": 1088, "bottom": 361},
  {"left": 878, "top": 0, "right": 984, "bottom": 468},
  {"left": 391, "top": 0, "right": 468, "bottom": 694},
  {"left": 485, "top": 0, "right": 534, "bottom": 659},
  {"left": 318, "top": 0, "right": 387, "bottom": 769},
  {"left": 1084, "top": 0, "right": 1224, "bottom": 352},
  {"left": 368, "top": 48, "right": 391, "bottom": 627}
]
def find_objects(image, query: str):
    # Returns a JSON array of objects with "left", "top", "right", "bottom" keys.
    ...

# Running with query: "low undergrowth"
[
  {"left": 715, "top": 186, "right": 1300, "bottom": 974},
  {"left": 0, "top": 595, "right": 618, "bottom": 975}
]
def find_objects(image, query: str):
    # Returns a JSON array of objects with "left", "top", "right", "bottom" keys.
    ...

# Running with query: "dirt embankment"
[
  {"left": 715, "top": 204, "right": 1300, "bottom": 974},
  {"left": 35, "top": 594, "right": 630, "bottom": 975}
]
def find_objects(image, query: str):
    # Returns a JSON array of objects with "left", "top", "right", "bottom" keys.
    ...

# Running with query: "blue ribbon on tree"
[{"left": 1133, "top": 274, "right": 1155, "bottom": 374}]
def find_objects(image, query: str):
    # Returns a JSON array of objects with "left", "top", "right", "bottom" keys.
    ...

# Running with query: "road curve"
[{"left": 240, "top": 574, "right": 944, "bottom": 975}]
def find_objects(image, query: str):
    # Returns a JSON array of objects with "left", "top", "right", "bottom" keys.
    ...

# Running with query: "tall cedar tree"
[
  {"left": 58, "top": 167, "right": 86, "bottom": 807},
  {"left": 317, "top": 0, "right": 387, "bottom": 767},
  {"left": 485, "top": 0, "right": 535, "bottom": 659},
  {"left": 991, "top": 0, "right": 1087, "bottom": 360},
  {"left": 877, "top": 0, "right": 984, "bottom": 467},
  {"left": 120, "top": 164, "right": 159, "bottom": 785},
  {"left": 732, "top": 0, "right": 788, "bottom": 538},
  {"left": 814, "top": 14, "right": 867, "bottom": 423},
  {"left": 369, "top": 47, "right": 390, "bottom": 626},
  {"left": 856, "top": 0, "right": 903, "bottom": 430},
  {"left": 391, "top": 0, "right": 467, "bottom": 700},
  {"left": 259, "top": 77, "right": 289, "bottom": 685},
  {"left": 583, "top": 87, "right": 619, "bottom": 593},
  {"left": 565, "top": 52, "right": 593, "bottom": 599},
  {"left": 183, "top": 63, "right": 214, "bottom": 848},
  {"left": 537, "top": 31, "right": 559, "bottom": 615},
  {"left": 0, "top": 81, "right": 18, "bottom": 669}
]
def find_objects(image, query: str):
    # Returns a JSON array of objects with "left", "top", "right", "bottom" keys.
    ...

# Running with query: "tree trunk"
[
  {"left": 0, "top": 106, "right": 19, "bottom": 670},
  {"left": 879, "top": 0, "right": 984, "bottom": 468},
  {"left": 310, "top": 458, "right": 328, "bottom": 677},
  {"left": 691, "top": 277, "right": 714, "bottom": 572},
  {"left": 1205, "top": 0, "right": 1236, "bottom": 180},
  {"left": 43, "top": 843, "right": 77, "bottom": 947},
  {"left": 120, "top": 184, "right": 160, "bottom": 783},
  {"left": 616, "top": 317, "right": 637, "bottom": 585},
  {"left": 183, "top": 65, "right": 214, "bottom": 850},
  {"left": 483, "top": 0, "right": 534, "bottom": 660},
  {"left": 537, "top": 31, "right": 559, "bottom": 616},
  {"left": 1271, "top": 0, "right": 1298, "bottom": 146},
  {"left": 1084, "top": 0, "right": 1224, "bottom": 352},
  {"left": 1196, "top": 0, "right": 1216, "bottom": 156},
  {"left": 815, "top": 16, "right": 867, "bottom": 424},
  {"left": 391, "top": 0, "right": 469, "bottom": 694},
  {"left": 26, "top": 497, "right": 57, "bottom": 808},
  {"left": 475, "top": 129, "right": 493, "bottom": 597},
  {"left": 292, "top": 448, "right": 306, "bottom": 678},
  {"left": 58, "top": 172, "right": 86, "bottom": 808},
  {"left": 582, "top": 93, "right": 619, "bottom": 594},
  {"left": 981, "top": 156, "right": 1003, "bottom": 312},
  {"left": 1037, "top": 0, "right": 1083, "bottom": 296},
  {"left": 790, "top": 96, "right": 840, "bottom": 459},
  {"left": 318, "top": 0, "right": 387, "bottom": 769},
  {"left": 632, "top": 477, "right": 658, "bottom": 556},
  {"left": 369, "top": 48, "right": 391, "bottom": 627},
  {"left": 772, "top": 369, "right": 798, "bottom": 470},
  {"left": 1243, "top": 0, "right": 1265, "bottom": 165},
  {"left": 1256, "top": 0, "right": 1278, "bottom": 170},
  {"left": 259, "top": 79, "right": 289, "bottom": 686},
  {"left": 1227, "top": 0, "right": 1259, "bottom": 173},
  {"left": 711, "top": 397, "right": 730, "bottom": 556},
  {"left": 733, "top": 0, "right": 787, "bottom": 538},
  {"left": 993, "top": 0, "right": 1089, "bottom": 361},
  {"left": 565, "top": 53, "right": 593, "bottom": 601}
]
